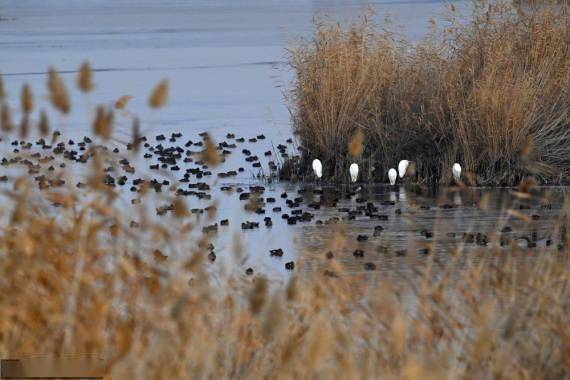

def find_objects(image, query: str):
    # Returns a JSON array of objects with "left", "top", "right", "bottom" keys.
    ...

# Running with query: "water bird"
[
  {"left": 363, "top": 262, "right": 376, "bottom": 271},
  {"left": 349, "top": 163, "right": 359, "bottom": 183},
  {"left": 312, "top": 159, "right": 322, "bottom": 179},
  {"left": 452, "top": 163, "right": 461, "bottom": 181},
  {"left": 398, "top": 160, "right": 409, "bottom": 178},
  {"left": 270, "top": 248, "right": 284, "bottom": 257},
  {"left": 388, "top": 168, "right": 397, "bottom": 185}
]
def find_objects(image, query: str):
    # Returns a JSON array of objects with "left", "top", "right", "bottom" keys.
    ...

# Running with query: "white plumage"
[
  {"left": 398, "top": 160, "right": 409, "bottom": 178},
  {"left": 349, "top": 163, "right": 359, "bottom": 183},
  {"left": 452, "top": 163, "right": 462, "bottom": 181},
  {"left": 312, "top": 159, "right": 322, "bottom": 179},
  {"left": 388, "top": 168, "right": 397, "bottom": 185}
]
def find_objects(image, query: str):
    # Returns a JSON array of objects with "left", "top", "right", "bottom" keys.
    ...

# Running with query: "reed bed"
[
  {"left": 0, "top": 62, "right": 568, "bottom": 378},
  {"left": 288, "top": 0, "right": 569, "bottom": 185},
  {"left": 0, "top": 171, "right": 568, "bottom": 378}
]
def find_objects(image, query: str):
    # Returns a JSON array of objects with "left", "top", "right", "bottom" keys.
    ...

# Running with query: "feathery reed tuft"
[
  {"left": 149, "top": 79, "right": 169, "bottom": 109},
  {"left": 347, "top": 128, "right": 363, "bottom": 160},
  {"left": 92, "top": 105, "right": 113, "bottom": 140},
  {"left": 1, "top": 103, "right": 13, "bottom": 132},
  {"left": 0, "top": 46, "right": 567, "bottom": 380},
  {"left": 201, "top": 134, "right": 222, "bottom": 166},
  {"left": 115, "top": 95, "right": 132, "bottom": 110},
  {"left": 289, "top": 1, "right": 569, "bottom": 185},
  {"left": 0, "top": 73, "right": 5, "bottom": 102},
  {"left": 20, "top": 83, "right": 33, "bottom": 115},
  {"left": 38, "top": 109, "right": 50, "bottom": 136},
  {"left": 47, "top": 67, "right": 70, "bottom": 114},
  {"left": 77, "top": 61, "right": 94, "bottom": 93}
]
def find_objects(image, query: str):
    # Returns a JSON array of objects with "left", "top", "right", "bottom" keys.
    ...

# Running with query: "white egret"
[
  {"left": 388, "top": 168, "right": 397, "bottom": 185},
  {"left": 312, "top": 159, "right": 322, "bottom": 179},
  {"left": 349, "top": 163, "right": 359, "bottom": 183},
  {"left": 452, "top": 163, "right": 462, "bottom": 182},
  {"left": 398, "top": 160, "right": 409, "bottom": 178}
]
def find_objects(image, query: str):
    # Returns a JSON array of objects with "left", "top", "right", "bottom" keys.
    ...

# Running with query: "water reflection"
[{"left": 206, "top": 176, "right": 567, "bottom": 279}]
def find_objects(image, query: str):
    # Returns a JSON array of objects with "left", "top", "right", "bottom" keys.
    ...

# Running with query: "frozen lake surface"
[{"left": 0, "top": 0, "right": 471, "bottom": 141}]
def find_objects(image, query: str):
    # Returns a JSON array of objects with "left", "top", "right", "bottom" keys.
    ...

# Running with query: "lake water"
[
  {"left": 0, "top": 0, "right": 567, "bottom": 280},
  {"left": 0, "top": 0, "right": 473, "bottom": 140}
]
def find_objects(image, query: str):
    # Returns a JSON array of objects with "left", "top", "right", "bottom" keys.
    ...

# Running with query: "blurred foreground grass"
[{"left": 0, "top": 41, "right": 569, "bottom": 379}]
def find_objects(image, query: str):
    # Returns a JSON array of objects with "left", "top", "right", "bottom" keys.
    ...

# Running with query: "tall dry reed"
[
  {"left": 0, "top": 63, "right": 567, "bottom": 378},
  {"left": 289, "top": 0, "right": 569, "bottom": 185}
]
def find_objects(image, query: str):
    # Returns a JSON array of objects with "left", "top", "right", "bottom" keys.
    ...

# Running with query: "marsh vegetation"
[
  {"left": 0, "top": 1, "right": 569, "bottom": 378},
  {"left": 288, "top": 1, "right": 569, "bottom": 185}
]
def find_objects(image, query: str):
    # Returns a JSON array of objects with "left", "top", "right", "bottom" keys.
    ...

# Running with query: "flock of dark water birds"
[{"left": 0, "top": 129, "right": 565, "bottom": 274}]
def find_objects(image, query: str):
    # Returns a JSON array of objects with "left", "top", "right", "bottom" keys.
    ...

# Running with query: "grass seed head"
[
  {"left": 21, "top": 83, "right": 33, "bottom": 115},
  {"left": 115, "top": 95, "right": 132, "bottom": 110},
  {"left": 77, "top": 61, "right": 94, "bottom": 93},
  {"left": 201, "top": 135, "right": 221, "bottom": 167},
  {"left": 1, "top": 103, "right": 14, "bottom": 132},
  {"left": 48, "top": 67, "right": 70, "bottom": 114},
  {"left": 348, "top": 128, "right": 363, "bottom": 159},
  {"left": 149, "top": 79, "right": 169, "bottom": 109},
  {"left": 38, "top": 109, "right": 50, "bottom": 136},
  {"left": 92, "top": 105, "right": 113, "bottom": 140}
]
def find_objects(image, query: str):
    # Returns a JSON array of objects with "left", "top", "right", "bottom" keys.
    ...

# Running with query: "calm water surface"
[{"left": 0, "top": 0, "right": 566, "bottom": 280}]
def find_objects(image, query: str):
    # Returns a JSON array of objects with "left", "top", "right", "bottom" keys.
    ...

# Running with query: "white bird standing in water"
[
  {"left": 388, "top": 168, "right": 397, "bottom": 185},
  {"left": 398, "top": 160, "right": 409, "bottom": 178},
  {"left": 349, "top": 163, "right": 359, "bottom": 183},
  {"left": 452, "top": 163, "right": 462, "bottom": 182},
  {"left": 312, "top": 159, "right": 322, "bottom": 179}
]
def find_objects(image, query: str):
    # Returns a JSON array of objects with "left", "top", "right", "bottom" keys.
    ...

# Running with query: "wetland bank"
[{"left": 0, "top": 0, "right": 568, "bottom": 378}]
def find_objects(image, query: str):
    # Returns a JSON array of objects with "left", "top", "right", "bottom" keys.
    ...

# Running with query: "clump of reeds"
[
  {"left": 288, "top": 0, "right": 569, "bottom": 185},
  {"left": 0, "top": 63, "right": 568, "bottom": 379}
]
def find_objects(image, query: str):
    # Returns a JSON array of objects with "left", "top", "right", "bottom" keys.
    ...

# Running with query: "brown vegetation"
[
  {"left": 0, "top": 164, "right": 568, "bottom": 377},
  {"left": 288, "top": 0, "right": 569, "bottom": 185},
  {"left": 0, "top": 52, "right": 568, "bottom": 378}
]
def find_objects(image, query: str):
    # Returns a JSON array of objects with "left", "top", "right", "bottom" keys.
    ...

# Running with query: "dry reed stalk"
[
  {"left": 0, "top": 73, "right": 5, "bottom": 101},
  {"left": 77, "top": 61, "right": 94, "bottom": 93},
  {"left": 20, "top": 83, "right": 33, "bottom": 115},
  {"left": 201, "top": 135, "right": 222, "bottom": 166},
  {"left": 0, "top": 38, "right": 567, "bottom": 380},
  {"left": 289, "top": 1, "right": 569, "bottom": 185},
  {"left": 1, "top": 103, "right": 14, "bottom": 132},
  {"left": 115, "top": 95, "right": 132, "bottom": 110},
  {"left": 38, "top": 109, "right": 50, "bottom": 136},
  {"left": 48, "top": 67, "right": 70, "bottom": 114},
  {"left": 92, "top": 105, "right": 113, "bottom": 140},
  {"left": 149, "top": 79, "right": 169, "bottom": 109}
]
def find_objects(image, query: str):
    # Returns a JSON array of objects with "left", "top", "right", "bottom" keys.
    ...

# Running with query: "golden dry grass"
[
  {"left": 0, "top": 51, "right": 568, "bottom": 379},
  {"left": 0, "top": 175, "right": 568, "bottom": 378},
  {"left": 288, "top": 0, "right": 569, "bottom": 185}
]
